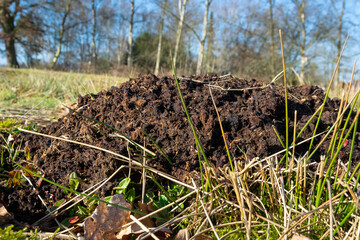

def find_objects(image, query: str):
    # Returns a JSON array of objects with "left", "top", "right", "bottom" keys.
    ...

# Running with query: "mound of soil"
[{"left": 1, "top": 74, "right": 360, "bottom": 227}]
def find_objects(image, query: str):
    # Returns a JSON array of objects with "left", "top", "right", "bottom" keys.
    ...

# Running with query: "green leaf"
[
  {"left": 126, "top": 187, "right": 135, "bottom": 203},
  {"left": 77, "top": 205, "right": 89, "bottom": 216},
  {"left": 104, "top": 196, "right": 112, "bottom": 202},
  {"left": 53, "top": 198, "right": 66, "bottom": 209},
  {"left": 115, "top": 178, "right": 131, "bottom": 194},
  {"left": 69, "top": 172, "right": 81, "bottom": 191}
]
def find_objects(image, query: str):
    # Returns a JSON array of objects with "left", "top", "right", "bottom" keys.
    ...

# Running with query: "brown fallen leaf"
[
  {"left": 291, "top": 233, "right": 311, "bottom": 240},
  {"left": 117, "top": 201, "right": 172, "bottom": 240},
  {"left": 173, "top": 229, "right": 189, "bottom": 240},
  {"left": 0, "top": 201, "right": 12, "bottom": 225},
  {"left": 173, "top": 229, "right": 212, "bottom": 240},
  {"left": 135, "top": 201, "right": 155, "bottom": 228},
  {"left": 84, "top": 194, "right": 132, "bottom": 240}
]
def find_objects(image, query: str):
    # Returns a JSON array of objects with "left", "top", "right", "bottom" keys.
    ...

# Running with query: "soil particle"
[{"left": 1, "top": 74, "right": 359, "bottom": 226}]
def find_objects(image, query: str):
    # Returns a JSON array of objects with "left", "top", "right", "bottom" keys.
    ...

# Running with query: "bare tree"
[
  {"left": 196, "top": 0, "right": 211, "bottom": 75},
  {"left": 154, "top": 0, "right": 167, "bottom": 75},
  {"left": 298, "top": 0, "right": 306, "bottom": 84},
  {"left": 51, "top": 0, "right": 72, "bottom": 68},
  {"left": 290, "top": 0, "right": 333, "bottom": 84},
  {"left": 0, "top": 0, "right": 44, "bottom": 68},
  {"left": 173, "top": 0, "right": 188, "bottom": 68},
  {"left": 91, "top": 0, "right": 97, "bottom": 66},
  {"left": 127, "top": 0, "right": 135, "bottom": 71},
  {"left": 335, "top": 0, "right": 345, "bottom": 85},
  {"left": 269, "top": 0, "right": 275, "bottom": 75},
  {"left": 0, "top": 0, "right": 19, "bottom": 68}
]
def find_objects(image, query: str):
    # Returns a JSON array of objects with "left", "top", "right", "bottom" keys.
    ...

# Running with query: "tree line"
[{"left": 0, "top": 0, "right": 358, "bottom": 85}]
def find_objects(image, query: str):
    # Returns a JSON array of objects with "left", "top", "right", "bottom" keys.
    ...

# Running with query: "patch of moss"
[
  {"left": 0, "top": 118, "right": 17, "bottom": 129},
  {"left": 0, "top": 225, "right": 38, "bottom": 240}
]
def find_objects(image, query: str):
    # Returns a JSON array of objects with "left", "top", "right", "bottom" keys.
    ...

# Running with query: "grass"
[
  {"left": 1, "top": 62, "right": 360, "bottom": 239},
  {"left": 0, "top": 67, "right": 126, "bottom": 118}
]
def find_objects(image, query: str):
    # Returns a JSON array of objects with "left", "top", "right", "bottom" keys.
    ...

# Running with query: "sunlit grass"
[{"left": 0, "top": 67, "right": 127, "bottom": 111}]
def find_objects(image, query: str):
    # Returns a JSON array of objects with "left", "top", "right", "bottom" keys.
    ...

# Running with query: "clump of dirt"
[{"left": 1, "top": 74, "right": 359, "bottom": 226}]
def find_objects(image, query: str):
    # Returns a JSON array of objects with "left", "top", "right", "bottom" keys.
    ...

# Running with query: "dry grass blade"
[
  {"left": 192, "top": 179, "right": 220, "bottom": 240},
  {"left": 109, "top": 133, "right": 156, "bottom": 156},
  {"left": 21, "top": 171, "right": 75, "bottom": 238},
  {"left": 17, "top": 127, "right": 197, "bottom": 191},
  {"left": 327, "top": 180, "right": 334, "bottom": 240},
  {"left": 129, "top": 215, "right": 160, "bottom": 240},
  {"left": 289, "top": 110, "right": 297, "bottom": 185},
  {"left": 18, "top": 127, "right": 132, "bottom": 162},
  {"left": 209, "top": 87, "right": 234, "bottom": 171},
  {"left": 279, "top": 190, "right": 348, "bottom": 240},
  {"left": 32, "top": 165, "right": 132, "bottom": 226},
  {"left": 142, "top": 138, "right": 146, "bottom": 203}
]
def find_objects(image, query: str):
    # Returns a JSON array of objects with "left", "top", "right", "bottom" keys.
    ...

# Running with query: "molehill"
[{"left": 1, "top": 74, "right": 359, "bottom": 226}]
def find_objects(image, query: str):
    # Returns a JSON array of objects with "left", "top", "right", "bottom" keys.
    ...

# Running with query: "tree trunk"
[
  {"left": 299, "top": 0, "right": 306, "bottom": 85},
  {"left": 173, "top": 0, "right": 188, "bottom": 68},
  {"left": 52, "top": 0, "right": 72, "bottom": 69},
  {"left": 269, "top": 0, "right": 275, "bottom": 75},
  {"left": 0, "top": 1, "right": 19, "bottom": 68},
  {"left": 205, "top": 12, "right": 214, "bottom": 72},
  {"left": 117, "top": 36, "right": 124, "bottom": 66},
  {"left": 5, "top": 37, "right": 19, "bottom": 68},
  {"left": 154, "top": 0, "right": 167, "bottom": 75},
  {"left": 128, "top": 0, "right": 135, "bottom": 71},
  {"left": 196, "top": 0, "right": 211, "bottom": 75},
  {"left": 335, "top": 0, "right": 345, "bottom": 85},
  {"left": 91, "top": 0, "right": 97, "bottom": 66}
]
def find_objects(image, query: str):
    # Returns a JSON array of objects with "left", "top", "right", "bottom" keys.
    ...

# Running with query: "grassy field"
[{"left": 0, "top": 68, "right": 127, "bottom": 122}]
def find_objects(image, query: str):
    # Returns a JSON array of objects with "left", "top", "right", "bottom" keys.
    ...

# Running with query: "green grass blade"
[
  {"left": 279, "top": 30, "right": 289, "bottom": 169},
  {"left": 16, "top": 162, "right": 165, "bottom": 218},
  {"left": 73, "top": 110, "right": 156, "bottom": 158},
  {"left": 170, "top": 55, "right": 210, "bottom": 168},
  {"left": 308, "top": 35, "right": 349, "bottom": 153},
  {"left": 142, "top": 130, "right": 172, "bottom": 165}
]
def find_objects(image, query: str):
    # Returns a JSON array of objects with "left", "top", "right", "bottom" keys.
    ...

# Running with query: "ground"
[{"left": 1, "top": 74, "right": 359, "bottom": 230}]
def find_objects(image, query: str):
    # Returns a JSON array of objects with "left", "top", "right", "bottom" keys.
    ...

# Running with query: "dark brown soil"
[{"left": 1, "top": 74, "right": 359, "bottom": 227}]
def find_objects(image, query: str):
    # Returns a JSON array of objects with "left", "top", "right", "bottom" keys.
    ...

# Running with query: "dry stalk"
[
  {"left": 141, "top": 138, "right": 146, "bottom": 203},
  {"left": 192, "top": 179, "right": 220, "bottom": 240},
  {"left": 289, "top": 110, "right": 297, "bottom": 186},
  {"left": 356, "top": 217, "right": 360, "bottom": 240},
  {"left": 127, "top": 142, "right": 132, "bottom": 178},
  {"left": 327, "top": 180, "right": 334, "bottom": 240},
  {"left": 279, "top": 190, "right": 348, "bottom": 240},
  {"left": 130, "top": 215, "right": 160, "bottom": 240},
  {"left": 21, "top": 171, "right": 73, "bottom": 237}
]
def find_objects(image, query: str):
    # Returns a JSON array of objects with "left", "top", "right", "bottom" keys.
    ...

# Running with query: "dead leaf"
[
  {"left": 134, "top": 201, "right": 155, "bottom": 228},
  {"left": 291, "top": 233, "right": 311, "bottom": 240},
  {"left": 84, "top": 194, "right": 132, "bottom": 240},
  {"left": 173, "top": 229, "right": 212, "bottom": 240},
  {"left": 194, "top": 235, "right": 213, "bottom": 240},
  {"left": 0, "top": 201, "right": 12, "bottom": 225},
  {"left": 117, "top": 225, "right": 172, "bottom": 240},
  {"left": 173, "top": 229, "right": 189, "bottom": 240},
  {"left": 117, "top": 204, "right": 172, "bottom": 240},
  {"left": 69, "top": 216, "right": 79, "bottom": 224}
]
